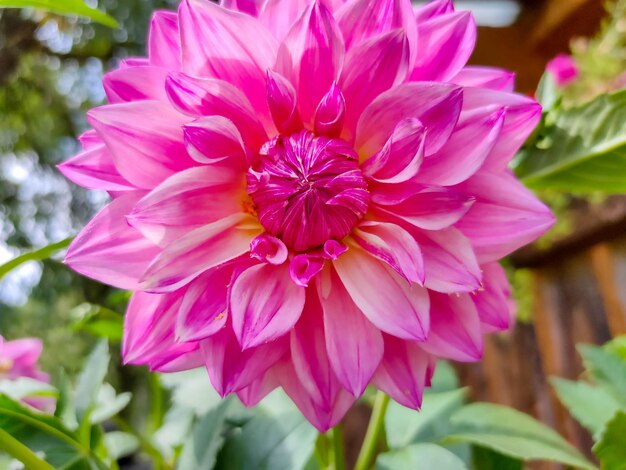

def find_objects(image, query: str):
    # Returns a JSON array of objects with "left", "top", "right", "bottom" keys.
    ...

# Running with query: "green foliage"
[
  {"left": 514, "top": 88, "right": 626, "bottom": 193},
  {"left": 0, "top": 0, "right": 118, "bottom": 27},
  {"left": 443, "top": 403, "right": 595, "bottom": 469},
  {"left": 551, "top": 339, "right": 626, "bottom": 470},
  {"left": 0, "top": 237, "right": 71, "bottom": 281},
  {"left": 592, "top": 411, "right": 626, "bottom": 469},
  {"left": 551, "top": 378, "right": 621, "bottom": 436},
  {"left": 376, "top": 443, "right": 466, "bottom": 470},
  {"left": 0, "top": 394, "right": 107, "bottom": 469}
]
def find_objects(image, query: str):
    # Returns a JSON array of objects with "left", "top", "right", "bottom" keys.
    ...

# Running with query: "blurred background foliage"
[{"left": 0, "top": 0, "right": 176, "bottom": 376}]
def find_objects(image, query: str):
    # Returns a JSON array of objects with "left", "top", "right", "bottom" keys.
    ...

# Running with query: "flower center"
[{"left": 247, "top": 131, "right": 369, "bottom": 251}]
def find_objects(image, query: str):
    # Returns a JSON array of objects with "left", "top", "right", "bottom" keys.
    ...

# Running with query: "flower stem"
[
  {"left": 354, "top": 392, "right": 390, "bottom": 470},
  {"left": 328, "top": 425, "right": 346, "bottom": 470},
  {"left": 0, "top": 427, "right": 54, "bottom": 470}
]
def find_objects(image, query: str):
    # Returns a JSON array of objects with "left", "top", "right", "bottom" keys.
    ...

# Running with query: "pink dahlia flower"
[
  {"left": 59, "top": 0, "right": 554, "bottom": 430},
  {"left": 0, "top": 336, "right": 54, "bottom": 411},
  {"left": 546, "top": 54, "right": 579, "bottom": 87}
]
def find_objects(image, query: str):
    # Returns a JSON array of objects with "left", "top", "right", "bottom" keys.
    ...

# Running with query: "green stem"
[
  {"left": 354, "top": 392, "right": 390, "bottom": 470},
  {"left": 0, "top": 427, "right": 54, "bottom": 470},
  {"left": 328, "top": 425, "right": 346, "bottom": 470}
]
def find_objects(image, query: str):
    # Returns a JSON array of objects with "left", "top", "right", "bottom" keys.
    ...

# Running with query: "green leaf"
[
  {"left": 442, "top": 402, "right": 596, "bottom": 469},
  {"left": 514, "top": 88, "right": 626, "bottom": 193},
  {"left": 103, "top": 431, "right": 139, "bottom": 461},
  {"left": 0, "top": 394, "right": 107, "bottom": 469},
  {"left": 89, "top": 384, "right": 131, "bottom": 425},
  {"left": 0, "top": 0, "right": 118, "bottom": 28},
  {"left": 178, "top": 398, "right": 234, "bottom": 470},
  {"left": 551, "top": 377, "right": 621, "bottom": 435},
  {"left": 71, "top": 303, "right": 124, "bottom": 343},
  {"left": 74, "top": 340, "right": 110, "bottom": 425},
  {"left": 535, "top": 72, "right": 560, "bottom": 111},
  {"left": 218, "top": 397, "right": 318, "bottom": 470},
  {"left": 0, "top": 238, "right": 71, "bottom": 280},
  {"left": 376, "top": 443, "right": 467, "bottom": 470},
  {"left": 386, "top": 388, "right": 467, "bottom": 448},
  {"left": 578, "top": 344, "right": 626, "bottom": 406},
  {"left": 471, "top": 446, "right": 523, "bottom": 470},
  {"left": 54, "top": 369, "right": 78, "bottom": 431},
  {"left": 593, "top": 411, "right": 626, "bottom": 469}
]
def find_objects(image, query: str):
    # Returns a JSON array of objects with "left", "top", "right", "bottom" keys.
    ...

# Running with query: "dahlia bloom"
[
  {"left": 0, "top": 336, "right": 54, "bottom": 411},
  {"left": 60, "top": 0, "right": 554, "bottom": 430},
  {"left": 546, "top": 54, "right": 579, "bottom": 87}
]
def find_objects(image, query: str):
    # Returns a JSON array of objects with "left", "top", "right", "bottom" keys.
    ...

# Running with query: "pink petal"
[
  {"left": 183, "top": 116, "right": 247, "bottom": 167},
  {"left": 371, "top": 186, "right": 474, "bottom": 231},
  {"left": 361, "top": 118, "right": 425, "bottom": 184},
  {"left": 336, "top": 0, "right": 417, "bottom": 66},
  {"left": 1, "top": 339, "right": 42, "bottom": 367},
  {"left": 127, "top": 166, "right": 242, "bottom": 246},
  {"left": 323, "top": 239, "right": 348, "bottom": 260},
  {"left": 201, "top": 324, "right": 289, "bottom": 396},
  {"left": 461, "top": 87, "right": 542, "bottom": 170},
  {"left": 411, "top": 11, "right": 476, "bottom": 82},
  {"left": 473, "top": 262, "right": 514, "bottom": 332},
  {"left": 103, "top": 66, "right": 169, "bottom": 103},
  {"left": 266, "top": 70, "right": 302, "bottom": 135},
  {"left": 417, "top": 107, "right": 506, "bottom": 186},
  {"left": 422, "top": 292, "right": 483, "bottom": 361},
  {"left": 176, "top": 266, "right": 233, "bottom": 342},
  {"left": 373, "top": 335, "right": 431, "bottom": 409},
  {"left": 456, "top": 171, "right": 555, "bottom": 262},
  {"left": 355, "top": 82, "right": 463, "bottom": 158},
  {"left": 148, "top": 11, "right": 181, "bottom": 70},
  {"left": 230, "top": 263, "right": 306, "bottom": 349},
  {"left": 353, "top": 221, "right": 424, "bottom": 283},
  {"left": 414, "top": 0, "right": 453, "bottom": 22},
  {"left": 58, "top": 144, "right": 135, "bottom": 192},
  {"left": 333, "top": 247, "right": 429, "bottom": 341},
  {"left": 278, "top": 360, "right": 356, "bottom": 432},
  {"left": 412, "top": 227, "right": 482, "bottom": 293},
  {"left": 250, "top": 233, "right": 289, "bottom": 265},
  {"left": 151, "top": 346, "right": 204, "bottom": 373},
  {"left": 340, "top": 29, "right": 410, "bottom": 137},
  {"left": 452, "top": 66, "right": 516, "bottom": 92},
  {"left": 220, "top": 0, "right": 263, "bottom": 15},
  {"left": 276, "top": 1, "right": 345, "bottom": 123},
  {"left": 319, "top": 271, "right": 383, "bottom": 396},
  {"left": 314, "top": 82, "right": 345, "bottom": 138},
  {"left": 123, "top": 290, "right": 184, "bottom": 365},
  {"left": 65, "top": 192, "right": 160, "bottom": 290},
  {"left": 179, "top": 0, "right": 277, "bottom": 114},
  {"left": 141, "top": 213, "right": 260, "bottom": 292},
  {"left": 290, "top": 291, "right": 341, "bottom": 407},
  {"left": 259, "top": 0, "right": 311, "bottom": 40},
  {"left": 237, "top": 367, "right": 281, "bottom": 407},
  {"left": 87, "top": 101, "right": 195, "bottom": 189},
  {"left": 289, "top": 254, "right": 325, "bottom": 287},
  {"left": 165, "top": 72, "right": 268, "bottom": 149}
]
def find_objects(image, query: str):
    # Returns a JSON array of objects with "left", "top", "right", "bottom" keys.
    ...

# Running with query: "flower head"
[
  {"left": 546, "top": 54, "right": 579, "bottom": 87},
  {"left": 0, "top": 336, "right": 53, "bottom": 411},
  {"left": 60, "top": 0, "right": 554, "bottom": 430}
]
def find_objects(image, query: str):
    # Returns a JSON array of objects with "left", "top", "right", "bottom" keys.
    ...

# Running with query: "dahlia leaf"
[
  {"left": 0, "top": 394, "right": 107, "bottom": 469},
  {"left": 578, "top": 344, "right": 626, "bottom": 407},
  {"left": 74, "top": 340, "right": 110, "bottom": 426},
  {"left": 551, "top": 377, "right": 621, "bottom": 436},
  {"left": 471, "top": 446, "right": 523, "bottom": 470},
  {"left": 442, "top": 403, "right": 597, "bottom": 469},
  {"left": 385, "top": 388, "right": 467, "bottom": 449},
  {"left": 376, "top": 443, "right": 466, "bottom": 470},
  {"left": 0, "top": 0, "right": 118, "bottom": 28},
  {"left": 178, "top": 397, "right": 233, "bottom": 470},
  {"left": 218, "top": 407, "right": 317, "bottom": 470},
  {"left": 103, "top": 431, "right": 139, "bottom": 461},
  {"left": 515, "top": 88, "right": 626, "bottom": 193},
  {"left": 0, "top": 237, "right": 72, "bottom": 281},
  {"left": 592, "top": 411, "right": 626, "bottom": 469}
]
